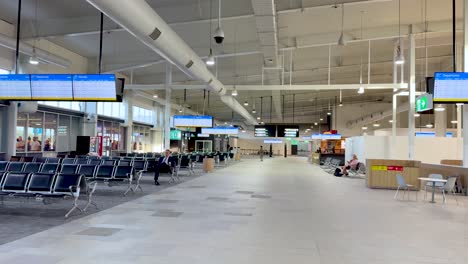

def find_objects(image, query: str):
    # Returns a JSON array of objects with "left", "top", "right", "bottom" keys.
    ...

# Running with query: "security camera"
[
  {"left": 86, "top": 114, "right": 94, "bottom": 121},
  {"left": 213, "top": 27, "right": 224, "bottom": 44}
]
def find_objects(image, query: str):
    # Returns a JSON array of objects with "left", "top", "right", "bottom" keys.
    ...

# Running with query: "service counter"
[{"left": 366, "top": 159, "right": 422, "bottom": 190}]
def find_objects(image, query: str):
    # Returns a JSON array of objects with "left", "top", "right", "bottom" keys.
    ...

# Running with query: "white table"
[{"left": 418, "top": 178, "right": 447, "bottom": 203}]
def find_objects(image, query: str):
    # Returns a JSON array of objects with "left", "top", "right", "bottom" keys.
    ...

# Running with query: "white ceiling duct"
[
  {"left": 86, "top": 0, "right": 257, "bottom": 125},
  {"left": 0, "top": 33, "right": 71, "bottom": 68}
]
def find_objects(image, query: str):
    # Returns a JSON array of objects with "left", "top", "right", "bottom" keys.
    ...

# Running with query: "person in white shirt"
[{"left": 154, "top": 149, "right": 175, "bottom": 185}]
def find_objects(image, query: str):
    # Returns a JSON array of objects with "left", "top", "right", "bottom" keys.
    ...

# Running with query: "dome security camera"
[{"left": 213, "top": 27, "right": 225, "bottom": 44}]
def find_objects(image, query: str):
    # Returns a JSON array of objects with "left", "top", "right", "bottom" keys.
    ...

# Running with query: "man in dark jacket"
[{"left": 154, "top": 149, "right": 176, "bottom": 185}]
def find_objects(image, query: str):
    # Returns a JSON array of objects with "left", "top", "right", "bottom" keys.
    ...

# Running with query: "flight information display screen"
[
  {"left": 31, "top": 74, "right": 73, "bottom": 100},
  {"left": 73, "top": 74, "right": 117, "bottom": 101},
  {"left": 0, "top": 74, "right": 31, "bottom": 100},
  {"left": 434, "top": 72, "right": 468, "bottom": 103},
  {"left": 173, "top": 115, "right": 213, "bottom": 128},
  {"left": 277, "top": 125, "right": 299, "bottom": 137},
  {"left": 254, "top": 125, "right": 276, "bottom": 137}
]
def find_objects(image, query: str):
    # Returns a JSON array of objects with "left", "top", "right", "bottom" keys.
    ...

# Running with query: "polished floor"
[{"left": 0, "top": 157, "right": 466, "bottom": 264}]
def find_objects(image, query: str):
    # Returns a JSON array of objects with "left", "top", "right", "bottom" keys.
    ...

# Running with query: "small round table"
[{"left": 418, "top": 177, "right": 447, "bottom": 203}]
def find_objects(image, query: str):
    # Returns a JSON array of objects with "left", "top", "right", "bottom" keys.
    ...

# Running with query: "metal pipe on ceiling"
[{"left": 86, "top": 0, "right": 257, "bottom": 125}]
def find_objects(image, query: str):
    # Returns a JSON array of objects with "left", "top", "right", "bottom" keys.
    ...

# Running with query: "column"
[
  {"left": 434, "top": 108, "right": 447, "bottom": 137},
  {"left": 408, "top": 29, "right": 416, "bottom": 160},
  {"left": 164, "top": 63, "right": 172, "bottom": 150},
  {"left": 152, "top": 102, "right": 163, "bottom": 152},
  {"left": 391, "top": 44, "right": 397, "bottom": 158},
  {"left": 82, "top": 102, "right": 97, "bottom": 136},
  {"left": 124, "top": 91, "right": 133, "bottom": 153},
  {"left": 464, "top": 0, "right": 468, "bottom": 166},
  {"left": 4, "top": 103, "right": 17, "bottom": 159}
]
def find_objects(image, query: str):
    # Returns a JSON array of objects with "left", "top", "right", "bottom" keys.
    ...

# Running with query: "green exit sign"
[{"left": 416, "top": 94, "right": 433, "bottom": 112}]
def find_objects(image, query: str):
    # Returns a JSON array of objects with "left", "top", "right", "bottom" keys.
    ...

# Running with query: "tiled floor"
[{"left": 0, "top": 157, "right": 467, "bottom": 263}]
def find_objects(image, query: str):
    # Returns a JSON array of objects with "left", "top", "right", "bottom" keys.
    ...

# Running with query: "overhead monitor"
[
  {"left": 201, "top": 126, "right": 239, "bottom": 135},
  {"left": 277, "top": 125, "right": 299, "bottom": 137},
  {"left": 173, "top": 115, "right": 213, "bottom": 128},
  {"left": 433, "top": 72, "right": 468, "bottom": 103},
  {"left": 115, "top": 78, "right": 125, "bottom": 102},
  {"left": 31, "top": 74, "right": 73, "bottom": 100},
  {"left": 0, "top": 74, "right": 31, "bottom": 100},
  {"left": 254, "top": 125, "right": 276, "bottom": 137},
  {"left": 264, "top": 139, "right": 283, "bottom": 144},
  {"left": 73, "top": 74, "right": 117, "bottom": 101}
]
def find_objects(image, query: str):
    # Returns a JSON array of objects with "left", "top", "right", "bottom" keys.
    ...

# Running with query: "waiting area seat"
[{"left": 0, "top": 172, "right": 97, "bottom": 218}]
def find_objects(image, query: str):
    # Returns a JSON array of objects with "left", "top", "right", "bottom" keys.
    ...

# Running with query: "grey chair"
[
  {"left": 394, "top": 174, "right": 417, "bottom": 200},
  {"left": 424, "top": 174, "right": 445, "bottom": 201}
]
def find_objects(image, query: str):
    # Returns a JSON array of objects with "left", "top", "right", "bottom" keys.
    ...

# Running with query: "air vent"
[
  {"left": 185, "top": 60, "right": 194, "bottom": 68},
  {"left": 149, "top": 27, "right": 161, "bottom": 40},
  {"left": 207, "top": 78, "right": 213, "bottom": 84}
]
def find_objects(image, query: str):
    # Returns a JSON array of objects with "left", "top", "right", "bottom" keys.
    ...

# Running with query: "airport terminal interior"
[{"left": 0, "top": 0, "right": 468, "bottom": 263}]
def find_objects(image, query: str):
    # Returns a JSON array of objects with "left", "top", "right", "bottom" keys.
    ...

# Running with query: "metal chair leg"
[
  {"left": 394, "top": 186, "right": 400, "bottom": 199},
  {"left": 452, "top": 190, "right": 459, "bottom": 205},
  {"left": 442, "top": 189, "right": 446, "bottom": 203}
]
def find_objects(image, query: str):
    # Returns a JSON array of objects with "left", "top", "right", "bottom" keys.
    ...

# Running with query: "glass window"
[
  {"left": 97, "top": 102, "right": 125, "bottom": 119},
  {"left": 0, "top": 69, "right": 9, "bottom": 74},
  {"left": 133, "top": 106, "right": 154, "bottom": 125},
  {"left": 16, "top": 113, "right": 27, "bottom": 152},
  {"left": 44, "top": 113, "right": 57, "bottom": 151},
  {"left": 27, "top": 112, "right": 43, "bottom": 152}
]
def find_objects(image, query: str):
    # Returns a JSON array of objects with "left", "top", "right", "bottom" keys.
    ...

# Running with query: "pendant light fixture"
[
  {"left": 252, "top": 98, "right": 256, "bottom": 114},
  {"left": 357, "top": 11, "right": 365, "bottom": 94},
  {"left": 327, "top": 98, "right": 332, "bottom": 115},
  {"left": 395, "top": 0, "right": 405, "bottom": 65},
  {"left": 231, "top": 86, "right": 238, "bottom": 96},
  {"left": 243, "top": 100, "right": 248, "bottom": 106},
  {"left": 206, "top": 0, "right": 215, "bottom": 66},
  {"left": 338, "top": 4, "right": 346, "bottom": 46},
  {"left": 339, "top": 90, "right": 343, "bottom": 106},
  {"left": 29, "top": 47, "right": 39, "bottom": 65},
  {"left": 29, "top": 0, "right": 40, "bottom": 65}
]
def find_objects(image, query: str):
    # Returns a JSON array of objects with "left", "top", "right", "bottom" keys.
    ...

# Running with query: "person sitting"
[
  {"left": 154, "top": 149, "right": 176, "bottom": 185},
  {"left": 342, "top": 154, "right": 359, "bottom": 176}
]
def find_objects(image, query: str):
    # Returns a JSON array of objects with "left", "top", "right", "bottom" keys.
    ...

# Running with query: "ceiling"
[{"left": 0, "top": 0, "right": 461, "bottom": 128}]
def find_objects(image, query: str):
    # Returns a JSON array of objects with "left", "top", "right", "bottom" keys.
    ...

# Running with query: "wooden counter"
[{"left": 366, "top": 159, "right": 422, "bottom": 190}]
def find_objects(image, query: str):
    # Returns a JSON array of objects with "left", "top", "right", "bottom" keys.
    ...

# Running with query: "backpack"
[{"left": 334, "top": 168, "right": 343, "bottom": 177}]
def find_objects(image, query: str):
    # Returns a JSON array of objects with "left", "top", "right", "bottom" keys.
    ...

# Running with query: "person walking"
[{"left": 260, "top": 146, "right": 264, "bottom": 162}]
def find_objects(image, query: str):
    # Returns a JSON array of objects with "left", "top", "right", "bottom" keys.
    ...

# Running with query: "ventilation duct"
[{"left": 86, "top": 0, "right": 257, "bottom": 125}]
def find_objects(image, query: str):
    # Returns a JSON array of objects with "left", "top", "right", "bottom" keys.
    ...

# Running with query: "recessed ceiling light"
[
  {"left": 414, "top": 113, "right": 420, "bottom": 117},
  {"left": 153, "top": 94, "right": 158, "bottom": 98},
  {"left": 257, "top": 117, "right": 261, "bottom": 120},
  {"left": 451, "top": 120, "right": 458, "bottom": 124},
  {"left": 426, "top": 124, "right": 433, "bottom": 128},
  {"left": 362, "top": 126, "right": 368, "bottom": 130},
  {"left": 389, "top": 120, "right": 393, "bottom": 123},
  {"left": 373, "top": 123, "right": 380, "bottom": 127},
  {"left": 320, "top": 118, "right": 323, "bottom": 121}
]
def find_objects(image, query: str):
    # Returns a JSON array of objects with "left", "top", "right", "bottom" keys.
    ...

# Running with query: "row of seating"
[
  {"left": 0, "top": 172, "right": 97, "bottom": 218},
  {"left": 320, "top": 157, "right": 366, "bottom": 177}
]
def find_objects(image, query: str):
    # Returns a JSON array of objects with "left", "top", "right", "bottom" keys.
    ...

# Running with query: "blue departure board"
[
  {"left": 31, "top": 74, "right": 73, "bottom": 100},
  {"left": 73, "top": 74, "right": 117, "bottom": 101},
  {"left": 0, "top": 74, "right": 31, "bottom": 100},
  {"left": 434, "top": 72, "right": 468, "bottom": 103}
]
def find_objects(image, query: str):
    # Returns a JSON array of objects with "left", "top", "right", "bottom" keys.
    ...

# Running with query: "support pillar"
[
  {"left": 435, "top": 110, "right": 447, "bottom": 137},
  {"left": 82, "top": 102, "right": 97, "bottom": 137},
  {"left": 164, "top": 63, "right": 172, "bottom": 150},
  {"left": 5, "top": 103, "right": 17, "bottom": 159},
  {"left": 408, "top": 28, "right": 416, "bottom": 160},
  {"left": 463, "top": 0, "right": 468, "bottom": 166},
  {"left": 391, "top": 44, "right": 397, "bottom": 158},
  {"left": 124, "top": 91, "right": 133, "bottom": 153}
]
